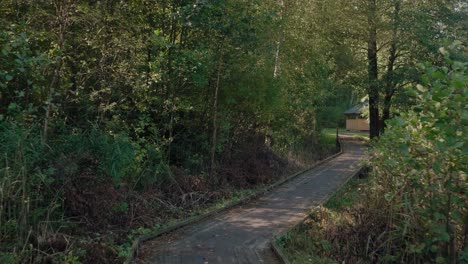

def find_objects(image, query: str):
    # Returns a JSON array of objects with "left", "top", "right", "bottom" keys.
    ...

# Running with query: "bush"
[
  {"left": 369, "top": 45, "right": 467, "bottom": 263},
  {"left": 56, "top": 127, "right": 136, "bottom": 181}
]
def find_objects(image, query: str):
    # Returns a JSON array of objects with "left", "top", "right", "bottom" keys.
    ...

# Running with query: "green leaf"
[
  {"left": 8, "top": 103, "right": 17, "bottom": 110},
  {"left": 438, "top": 47, "right": 449, "bottom": 56},
  {"left": 451, "top": 79, "right": 464, "bottom": 89},
  {"left": 432, "top": 163, "right": 442, "bottom": 173},
  {"left": 321, "top": 240, "right": 332, "bottom": 251},
  {"left": 399, "top": 143, "right": 409, "bottom": 154},
  {"left": 384, "top": 193, "right": 394, "bottom": 202},
  {"left": 5, "top": 75, "right": 13, "bottom": 81},
  {"left": 431, "top": 71, "right": 444, "bottom": 80},
  {"left": 421, "top": 75, "right": 430, "bottom": 84},
  {"left": 416, "top": 84, "right": 427, "bottom": 93},
  {"left": 409, "top": 243, "right": 425, "bottom": 254}
]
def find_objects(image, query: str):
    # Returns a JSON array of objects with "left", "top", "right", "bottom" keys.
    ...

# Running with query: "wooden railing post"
[{"left": 336, "top": 127, "right": 340, "bottom": 151}]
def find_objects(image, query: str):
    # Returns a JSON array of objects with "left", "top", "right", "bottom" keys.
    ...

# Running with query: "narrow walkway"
[{"left": 136, "top": 137, "right": 366, "bottom": 264}]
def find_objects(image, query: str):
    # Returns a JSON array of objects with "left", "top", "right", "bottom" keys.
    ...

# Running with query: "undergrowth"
[
  {"left": 0, "top": 122, "right": 336, "bottom": 263},
  {"left": 276, "top": 177, "right": 370, "bottom": 264}
]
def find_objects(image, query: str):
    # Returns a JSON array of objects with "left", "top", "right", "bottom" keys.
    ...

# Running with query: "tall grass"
[
  {"left": 0, "top": 123, "right": 145, "bottom": 262},
  {"left": 0, "top": 123, "right": 51, "bottom": 262}
]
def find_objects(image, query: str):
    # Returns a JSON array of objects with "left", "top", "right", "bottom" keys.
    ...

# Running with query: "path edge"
[
  {"left": 126, "top": 137, "right": 344, "bottom": 263},
  {"left": 269, "top": 162, "right": 367, "bottom": 264}
]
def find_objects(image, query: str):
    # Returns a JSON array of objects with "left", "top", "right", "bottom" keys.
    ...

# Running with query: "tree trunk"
[
  {"left": 367, "top": 0, "right": 379, "bottom": 139},
  {"left": 381, "top": 0, "right": 400, "bottom": 133},
  {"left": 210, "top": 58, "right": 223, "bottom": 181},
  {"left": 273, "top": 0, "right": 284, "bottom": 78},
  {"left": 382, "top": 49, "right": 396, "bottom": 131}
]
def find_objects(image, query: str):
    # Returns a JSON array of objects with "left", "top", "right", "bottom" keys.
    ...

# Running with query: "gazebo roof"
[
  {"left": 344, "top": 102, "right": 368, "bottom": 115},
  {"left": 344, "top": 106, "right": 361, "bottom": 115}
]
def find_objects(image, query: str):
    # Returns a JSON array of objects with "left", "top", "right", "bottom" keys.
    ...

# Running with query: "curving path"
[{"left": 136, "top": 137, "right": 367, "bottom": 264}]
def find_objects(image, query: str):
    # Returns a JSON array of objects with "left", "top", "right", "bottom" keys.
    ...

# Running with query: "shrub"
[{"left": 369, "top": 44, "right": 467, "bottom": 263}]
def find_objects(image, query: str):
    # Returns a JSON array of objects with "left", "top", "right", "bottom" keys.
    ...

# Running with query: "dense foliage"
[
  {"left": 0, "top": 0, "right": 466, "bottom": 263},
  {"left": 0, "top": 0, "right": 342, "bottom": 262},
  {"left": 369, "top": 45, "right": 467, "bottom": 263}
]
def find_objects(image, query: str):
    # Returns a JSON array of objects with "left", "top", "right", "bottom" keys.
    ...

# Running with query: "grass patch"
[
  {"left": 322, "top": 128, "right": 370, "bottom": 142},
  {"left": 321, "top": 128, "right": 340, "bottom": 139},
  {"left": 324, "top": 177, "right": 366, "bottom": 210},
  {"left": 319, "top": 130, "right": 337, "bottom": 147}
]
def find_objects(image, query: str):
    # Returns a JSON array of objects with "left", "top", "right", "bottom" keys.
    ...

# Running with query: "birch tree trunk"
[{"left": 273, "top": 0, "right": 284, "bottom": 78}]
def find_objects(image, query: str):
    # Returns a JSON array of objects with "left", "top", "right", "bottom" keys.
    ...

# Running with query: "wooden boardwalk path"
[{"left": 136, "top": 137, "right": 366, "bottom": 264}]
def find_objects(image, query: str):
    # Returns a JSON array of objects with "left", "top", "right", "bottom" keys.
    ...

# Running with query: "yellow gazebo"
[{"left": 344, "top": 105, "right": 369, "bottom": 131}]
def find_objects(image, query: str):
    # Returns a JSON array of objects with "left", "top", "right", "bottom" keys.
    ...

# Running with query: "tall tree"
[{"left": 367, "top": 0, "right": 380, "bottom": 138}]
